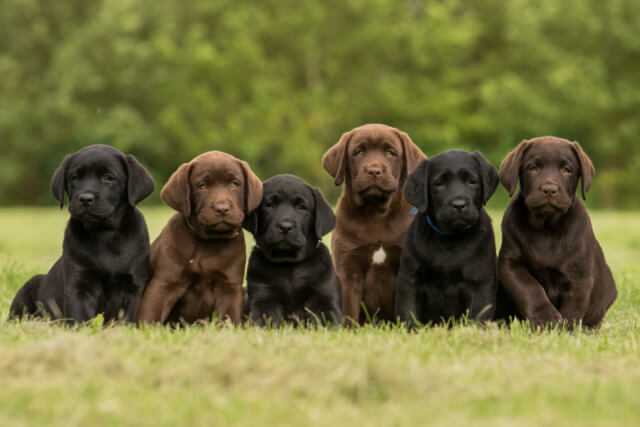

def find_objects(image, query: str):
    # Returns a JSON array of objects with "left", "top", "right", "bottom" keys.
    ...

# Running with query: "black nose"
[
  {"left": 451, "top": 199, "right": 467, "bottom": 211},
  {"left": 366, "top": 166, "right": 382, "bottom": 177},
  {"left": 277, "top": 221, "right": 294, "bottom": 233},
  {"left": 541, "top": 183, "right": 559, "bottom": 197},
  {"left": 78, "top": 193, "right": 95, "bottom": 206}
]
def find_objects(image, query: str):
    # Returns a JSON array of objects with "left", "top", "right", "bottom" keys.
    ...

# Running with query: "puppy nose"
[
  {"left": 451, "top": 199, "right": 467, "bottom": 211},
  {"left": 366, "top": 165, "right": 383, "bottom": 177},
  {"left": 214, "top": 202, "right": 231, "bottom": 215},
  {"left": 277, "top": 221, "right": 294, "bottom": 233},
  {"left": 541, "top": 183, "right": 559, "bottom": 197},
  {"left": 78, "top": 193, "right": 94, "bottom": 206}
]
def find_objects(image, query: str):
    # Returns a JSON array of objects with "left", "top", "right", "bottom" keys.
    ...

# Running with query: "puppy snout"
[
  {"left": 450, "top": 199, "right": 467, "bottom": 212},
  {"left": 213, "top": 201, "right": 231, "bottom": 216},
  {"left": 365, "top": 164, "right": 383, "bottom": 177},
  {"left": 277, "top": 220, "right": 294, "bottom": 234},
  {"left": 541, "top": 183, "right": 559, "bottom": 197},
  {"left": 78, "top": 193, "right": 95, "bottom": 206}
]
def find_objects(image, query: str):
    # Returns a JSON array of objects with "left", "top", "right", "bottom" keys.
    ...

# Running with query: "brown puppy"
[
  {"left": 323, "top": 123, "right": 425, "bottom": 324},
  {"left": 496, "top": 136, "right": 616, "bottom": 328},
  {"left": 137, "top": 151, "right": 262, "bottom": 325}
]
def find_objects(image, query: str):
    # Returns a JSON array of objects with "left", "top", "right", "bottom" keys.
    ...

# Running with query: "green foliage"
[{"left": 1, "top": 0, "right": 639, "bottom": 206}]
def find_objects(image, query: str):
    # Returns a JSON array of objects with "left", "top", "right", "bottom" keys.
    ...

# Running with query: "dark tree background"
[{"left": 1, "top": 0, "right": 639, "bottom": 207}]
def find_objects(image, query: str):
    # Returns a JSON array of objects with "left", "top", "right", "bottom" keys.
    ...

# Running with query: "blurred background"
[{"left": 1, "top": 0, "right": 639, "bottom": 208}]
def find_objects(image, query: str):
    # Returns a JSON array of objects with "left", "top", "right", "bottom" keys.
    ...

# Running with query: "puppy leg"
[
  {"left": 498, "top": 257, "right": 562, "bottom": 327},
  {"left": 9, "top": 275, "right": 45, "bottom": 319},
  {"left": 468, "top": 280, "right": 497, "bottom": 322},
  {"left": 395, "top": 257, "right": 421, "bottom": 327},
  {"left": 558, "top": 277, "right": 594, "bottom": 327},
  {"left": 137, "top": 278, "right": 189, "bottom": 324},
  {"left": 213, "top": 284, "right": 244, "bottom": 325}
]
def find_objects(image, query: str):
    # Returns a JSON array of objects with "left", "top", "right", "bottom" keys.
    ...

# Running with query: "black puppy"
[
  {"left": 395, "top": 150, "right": 499, "bottom": 326},
  {"left": 9, "top": 145, "right": 154, "bottom": 323},
  {"left": 244, "top": 174, "right": 341, "bottom": 326}
]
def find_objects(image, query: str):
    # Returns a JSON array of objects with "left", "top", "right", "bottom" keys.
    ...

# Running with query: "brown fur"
[
  {"left": 322, "top": 124, "right": 425, "bottom": 324},
  {"left": 137, "top": 151, "right": 262, "bottom": 325},
  {"left": 496, "top": 136, "right": 616, "bottom": 328}
]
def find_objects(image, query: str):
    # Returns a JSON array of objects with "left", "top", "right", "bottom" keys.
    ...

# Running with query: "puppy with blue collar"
[{"left": 395, "top": 150, "right": 499, "bottom": 326}]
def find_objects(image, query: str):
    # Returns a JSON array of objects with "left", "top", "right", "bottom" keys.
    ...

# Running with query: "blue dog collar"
[{"left": 409, "top": 208, "right": 473, "bottom": 236}]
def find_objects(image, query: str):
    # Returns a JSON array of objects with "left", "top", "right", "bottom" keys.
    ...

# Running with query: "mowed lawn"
[{"left": 0, "top": 207, "right": 639, "bottom": 427}]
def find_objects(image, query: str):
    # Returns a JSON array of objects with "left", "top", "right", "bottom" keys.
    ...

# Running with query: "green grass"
[{"left": 0, "top": 207, "right": 639, "bottom": 426}]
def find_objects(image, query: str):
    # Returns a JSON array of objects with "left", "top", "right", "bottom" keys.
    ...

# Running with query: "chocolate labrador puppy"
[
  {"left": 396, "top": 150, "right": 499, "bottom": 326},
  {"left": 495, "top": 136, "right": 617, "bottom": 328},
  {"left": 137, "top": 151, "right": 262, "bottom": 325},
  {"left": 323, "top": 123, "right": 425, "bottom": 324},
  {"left": 244, "top": 174, "right": 341, "bottom": 326},
  {"left": 9, "top": 145, "right": 155, "bottom": 322}
]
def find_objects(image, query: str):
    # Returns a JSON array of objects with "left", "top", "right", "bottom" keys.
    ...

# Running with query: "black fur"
[
  {"left": 9, "top": 145, "right": 154, "bottom": 323},
  {"left": 244, "top": 174, "right": 341, "bottom": 326},
  {"left": 395, "top": 150, "right": 499, "bottom": 326}
]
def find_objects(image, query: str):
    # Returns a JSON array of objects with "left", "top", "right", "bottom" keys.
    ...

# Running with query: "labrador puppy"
[
  {"left": 244, "top": 174, "right": 341, "bottom": 326},
  {"left": 137, "top": 151, "right": 262, "bottom": 325},
  {"left": 323, "top": 124, "right": 426, "bottom": 324},
  {"left": 395, "top": 150, "right": 499, "bottom": 326},
  {"left": 495, "top": 136, "right": 617, "bottom": 328},
  {"left": 9, "top": 145, "right": 155, "bottom": 322}
]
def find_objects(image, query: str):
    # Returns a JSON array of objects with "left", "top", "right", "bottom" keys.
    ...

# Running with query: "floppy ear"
[
  {"left": 473, "top": 151, "right": 499, "bottom": 205},
  {"left": 569, "top": 140, "right": 595, "bottom": 200},
  {"left": 161, "top": 162, "right": 192, "bottom": 217},
  {"left": 125, "top": 154, "right": 155, "bottom": 206},
  {"left": 50, "top": 154, "right": 73, "bottom": 209},
  {"left": 395, "top": 129, "right": 426, "bottom": 181},
  {"left": 312, "top": 187, "right": 336, "bottom": 240},
  {"left": 404, "top": 158, "right": 429, "bottom": 213},
  {"left": 322, "top": 130, "right": 353, "bottom": 186},
  {"left": 240, "top": 160, "right": 263, "bottom": 214},
  {"left": 498, "top": 139, "right": 531, "bottom": 197}
]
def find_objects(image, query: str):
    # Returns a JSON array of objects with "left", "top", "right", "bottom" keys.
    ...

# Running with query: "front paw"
[{"left": 529, "top": 305, "right": 563, "bottom": 329}]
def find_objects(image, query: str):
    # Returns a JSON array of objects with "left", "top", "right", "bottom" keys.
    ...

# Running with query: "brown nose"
[
  {"left": 214, "top": 202, "right": 231, "bottom": 216},
  {"left": 366, "top": 165, "right": 383, "bottom": 177},
  {"left": 541, "top": 183, "right": 559, "bottom": 197}
]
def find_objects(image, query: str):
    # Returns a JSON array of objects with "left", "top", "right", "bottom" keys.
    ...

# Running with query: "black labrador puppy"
[
  {"left": 395, "top": 150, "right": 499, "bottom": 326},
  {"left": 244, "top": 174, "right": 341, "bottom": 326},
  {"left": 9, "top": 144, "right": 154, "bottom": 323}
]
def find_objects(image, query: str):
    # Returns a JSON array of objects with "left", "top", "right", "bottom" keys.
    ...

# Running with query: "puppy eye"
[
  {"left": 528, "top": 165, "right": 539, "bottom": 173},
  {"left": 561, "top": 166, "right": 571, "bottom": 174},
  {"left": 70, "top": 175, "right": 80, "bottom": 182},
  {"left": 467, "top": 178, "right": 478, "bottom": 185},
  {"left": 353, "top": 149, "right": 364, "bottom": 156},
  {"left": 434, "top": 180, "right": 445, "bottom": 188},
  {"left": 230, "top": 180, "right": 241, "bottom": 188},
  {"left": 297, "top": 204, "right": 307, "bottom": 211},
  {"left": 102, "top": 174, "right": 114, "bottom": 183},
  {"left": 198, "top": 182, "right": 208, "bottom": 189},
  {"left": 385, "top": 150, "right": 397, "bottom": 157}
]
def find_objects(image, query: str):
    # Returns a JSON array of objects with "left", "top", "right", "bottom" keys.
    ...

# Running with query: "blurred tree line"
[{"left": 1, "top": 0, "right": 639, "bottom": 207}]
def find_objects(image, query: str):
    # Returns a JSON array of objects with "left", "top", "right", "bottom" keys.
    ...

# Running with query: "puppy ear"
[
  {"left": 125, "top": 154, "right": 155, "bottom": 206},
  {"left": 312, "top": 187, "right": 336, "bottom": 240},
  {"left": 569, "top": 140, "right": 595, "bottom": 200},
  {"left": 395, "top": 129, "right": 426, "bottom": 181},
  {"left": 404, "top": 158, "right": 429, "bottom": 213},
  {"left": 473, "top": 151, "right": 499, "bottom": 205},
  {"left": 240, "top": 160, "right": 263, "bottom": 214},
  {"left": 322, "top": 130, "right": 353, "bottom": 186},
  {"left": 161, "top": 162, "right": 192, "bottom": 217},
  {"left": 498, "top": 139, "right": 531, "bottom": 197},
  {"left": 50, "top": 154, "right": 72, "bottom": 209}
]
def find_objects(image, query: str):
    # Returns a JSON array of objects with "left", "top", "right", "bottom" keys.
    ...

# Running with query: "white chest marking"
[{"left": 372, "top": 246, "right": 386, "bottom": 265}]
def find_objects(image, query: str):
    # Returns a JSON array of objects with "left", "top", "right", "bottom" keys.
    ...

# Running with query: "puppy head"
[
  {"left": 405, "top": 150, "right": 498, "bottom": 234},
  {"left": 499, "top": 137, "right": 594, "bottom": 219},
  {"left": 50, "top": 144, "right": 154, "bottom": 226},
  {"left": 244, "top": 174, "right": 335, "bottom": 263},
  {"left": 161, "top": 151, "right": 262, "bottom": 239},
  {"left": 322, "top": 124, "right": 424, "bottom": 210}
]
